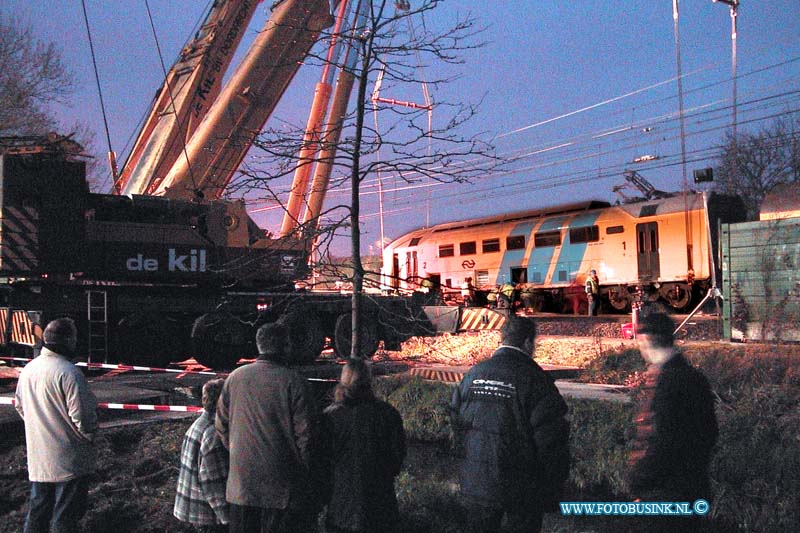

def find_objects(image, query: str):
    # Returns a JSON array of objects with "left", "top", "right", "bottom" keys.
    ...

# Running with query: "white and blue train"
[{"left": 380, "top": 191, "right": 745, "bottom": 313}]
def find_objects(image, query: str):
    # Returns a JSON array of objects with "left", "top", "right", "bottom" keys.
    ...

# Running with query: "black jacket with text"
[{"left": 451, "top": 346, "right": 570, "bottom": 511}]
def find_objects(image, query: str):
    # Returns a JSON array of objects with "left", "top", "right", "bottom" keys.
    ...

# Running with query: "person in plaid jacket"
[{"left": 174, "top": 378, "right": 229, "bottom": 531}]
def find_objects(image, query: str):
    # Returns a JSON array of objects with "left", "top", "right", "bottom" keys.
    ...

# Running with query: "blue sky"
[{"left": 6, "top": 1, "right": 800, "bottom": 256}]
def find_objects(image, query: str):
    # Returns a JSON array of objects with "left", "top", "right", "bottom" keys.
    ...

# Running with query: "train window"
[
  {"left": 534, "top": 230, "right": 561, "bottom": 247},
  {"left": 438, "top": 244, "right": 455, "bottom": 257},
  {"left": 569, "top": 225, "right": 599, "bottom": 243},
  {"left": 482, "top": 238, "right": 501, "bottom": 253},
  {"left": 506, "top": 235, "right": 526, "bottom": 250},
  {"left": 640, "top": 205, "right": 658, "bottom": 217},
  {"left": 460, "top": 241, "right": 477, "bottom": 255},
  {"left": 409, "top": 237, "right": 421, "bottom": 246},
  {"left": 606, "top": 225, "right": 624, "bottom": 235}
]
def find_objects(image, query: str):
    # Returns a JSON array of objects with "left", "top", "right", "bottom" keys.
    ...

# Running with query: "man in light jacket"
[
  {"left": 215, "top": 322, "right": 319, "bottom": 533},
  {"left": 15, "top": 317, "right": 98, "bottom": 533}
]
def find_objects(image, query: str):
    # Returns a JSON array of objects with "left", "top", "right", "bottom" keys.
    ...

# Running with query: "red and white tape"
[
  {"left": 0, "top": 357, "right": 337, "bottom": 383},
  {"left": 79, "top": 361, "right": 223, "bottom": 376},
  {"left": 0, "top": 396, "right": 203, "bottom": 412},
  {"left": 0, "top": 357, "right": 224, "bottom": 377}
]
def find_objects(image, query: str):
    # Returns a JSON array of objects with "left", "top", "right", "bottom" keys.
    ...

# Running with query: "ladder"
[{"left": 86, "top": 290, "right": 108, "bottom": 362}]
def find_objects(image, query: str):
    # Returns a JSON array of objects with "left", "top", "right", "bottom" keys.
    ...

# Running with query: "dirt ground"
[{"left": 0, "top": 418, "right": 196, "bottom": 532}]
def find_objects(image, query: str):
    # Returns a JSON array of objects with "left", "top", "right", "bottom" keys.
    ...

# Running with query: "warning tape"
[
  {"left": 80, "top": 362, "right": 223, "bottom": 376},
  {"left": 98, "top": 402, "right": 203, "bottom": 413},
  {"left": 0, "top": 396, "right": 203, "bottom": 412},
  {"left": 0, "top": 357, "right": 223, "bottom": 377},
  {"left": 0, "top": 357, "right": 337, "bottom": 383}
]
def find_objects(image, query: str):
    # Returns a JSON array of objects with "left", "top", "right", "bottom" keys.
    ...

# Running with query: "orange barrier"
[
  {"left": 0, "top": 308, "right": 39, "bottom": 346},
  {"left": 459, "top": 308, "right": 507, "bottom": 331}
]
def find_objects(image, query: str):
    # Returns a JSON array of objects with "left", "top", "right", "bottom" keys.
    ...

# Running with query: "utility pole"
[
  {"left": 672, "top": 0, "right": 693, "bottom": 273},
  {"left": 713, "top": 0, "right": 739, "bottom": 140},
  {"left": 713, "top": 0, "right": 740, "bottom": 177}
]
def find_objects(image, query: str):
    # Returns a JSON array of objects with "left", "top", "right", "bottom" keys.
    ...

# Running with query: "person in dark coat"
[
  {"left": 628, "top": 306, "right": 718, "bottom": 504},
  {"left": 322, "top": 358, "right": 406, "bottom": 533},
  {"left": 451, "top": 316, "right": 570, "bottom": 533},
  {"left": 215, "top": 322, "right": 320, "bottom": 533}
]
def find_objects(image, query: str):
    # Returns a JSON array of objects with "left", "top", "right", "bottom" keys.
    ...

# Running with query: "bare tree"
[
  {"left": 713, "top": 113, "right": 800, "bottom": 220},
  {"left": 239, "top": 0, "right": 498, "bottom": 357},
  {"left": 0, "top": 12, "right": 75, "bottom": 136}
]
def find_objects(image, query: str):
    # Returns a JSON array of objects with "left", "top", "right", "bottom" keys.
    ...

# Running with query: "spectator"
[
  {"left": 323, "top": 358, "right": 406, "bottom": 533},
  {"left": 216, "top": 322, "right": 320, "bottom": 533},
  {"left": 628, "top": 306, "right": 718, "bottom": 506},
  {"left": 585, "top": 269, "right": 600, "bottom": 316},
  {"left": 451, "top": 316, "right": 570, "bottom": 533},
  {"left": 14, "top": 317, "right": 98, "bottom": 533},
  {"left": 174, "top": 378, "right": 229, "bottom": 531}
]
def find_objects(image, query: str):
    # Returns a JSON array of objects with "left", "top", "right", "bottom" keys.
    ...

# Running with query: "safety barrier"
[
  {"left": 459, "top": 307, "right": 507, "bottom": 331},
  {"left": 0, "top": 308, "right": 39, "bottom": 346}
]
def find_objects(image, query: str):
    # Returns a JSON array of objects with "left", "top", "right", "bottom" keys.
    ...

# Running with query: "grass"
[
  {"left": 384, "top": 345, "right": 799, "bottom": 532},
  {"left": 2, "top": 344, "right": 795, "bottom": 532}
]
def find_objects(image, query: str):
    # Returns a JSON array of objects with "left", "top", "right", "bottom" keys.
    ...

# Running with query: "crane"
[{"left": 117, "top": 0, "right": 333, "bottom": 203}]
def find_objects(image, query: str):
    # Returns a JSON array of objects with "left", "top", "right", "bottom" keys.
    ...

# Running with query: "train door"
[
  {"left": 391, "top": 254, "right": 400, "bottom": 290},
  {"left": 511, "top": 267, "right": 527, "bottom": 283},
  {"left": 405, "top": 250, "right": 418, "bottom": 288},
  {"left": 636, "top": 222, "right": 660, "bottom": 280}
]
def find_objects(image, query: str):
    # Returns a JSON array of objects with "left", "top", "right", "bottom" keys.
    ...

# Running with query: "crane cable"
[
  {"left": 142, "top": 0, "right": 201, "bottom": 198},
  {"left": 80, "top": 0, "right": 118, "bottom": 185}
]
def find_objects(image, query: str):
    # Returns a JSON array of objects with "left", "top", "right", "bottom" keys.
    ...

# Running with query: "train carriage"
[{"left": 381, "top": 191, "right": 745, "bottom": 313}]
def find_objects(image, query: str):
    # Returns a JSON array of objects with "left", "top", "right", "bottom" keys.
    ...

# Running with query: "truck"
[{"left": 0, "top": 0, "right": 440, "bottom": 368}]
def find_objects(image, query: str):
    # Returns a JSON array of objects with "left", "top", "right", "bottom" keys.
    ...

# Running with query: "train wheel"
[
  {"left": 278, "top": 307, "right": 325, "bottom": 365},
  {"left": 191, "top": 313, "right": 254, "bottom": 369},
  {"left": 660, "top": 283, "right": 691, "bottom": 310},
  {"left": 116, "top": 313, "right": 187, "bottom": 368},
  {"left": 333, "top": 313, "right": 379, "bottom": 359},
  {"left": 608, "top": 286, "right": 630, "bottom": 312}
]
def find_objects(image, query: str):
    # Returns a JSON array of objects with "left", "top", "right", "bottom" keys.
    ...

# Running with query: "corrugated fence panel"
[{"left": 722, "top": 217, "right": 800, "bottom": 341}]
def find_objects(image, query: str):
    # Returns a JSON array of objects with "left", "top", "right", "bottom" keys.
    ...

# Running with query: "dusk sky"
[{"left": 6, "top": 0, "right": 800, "bottom": 256}]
